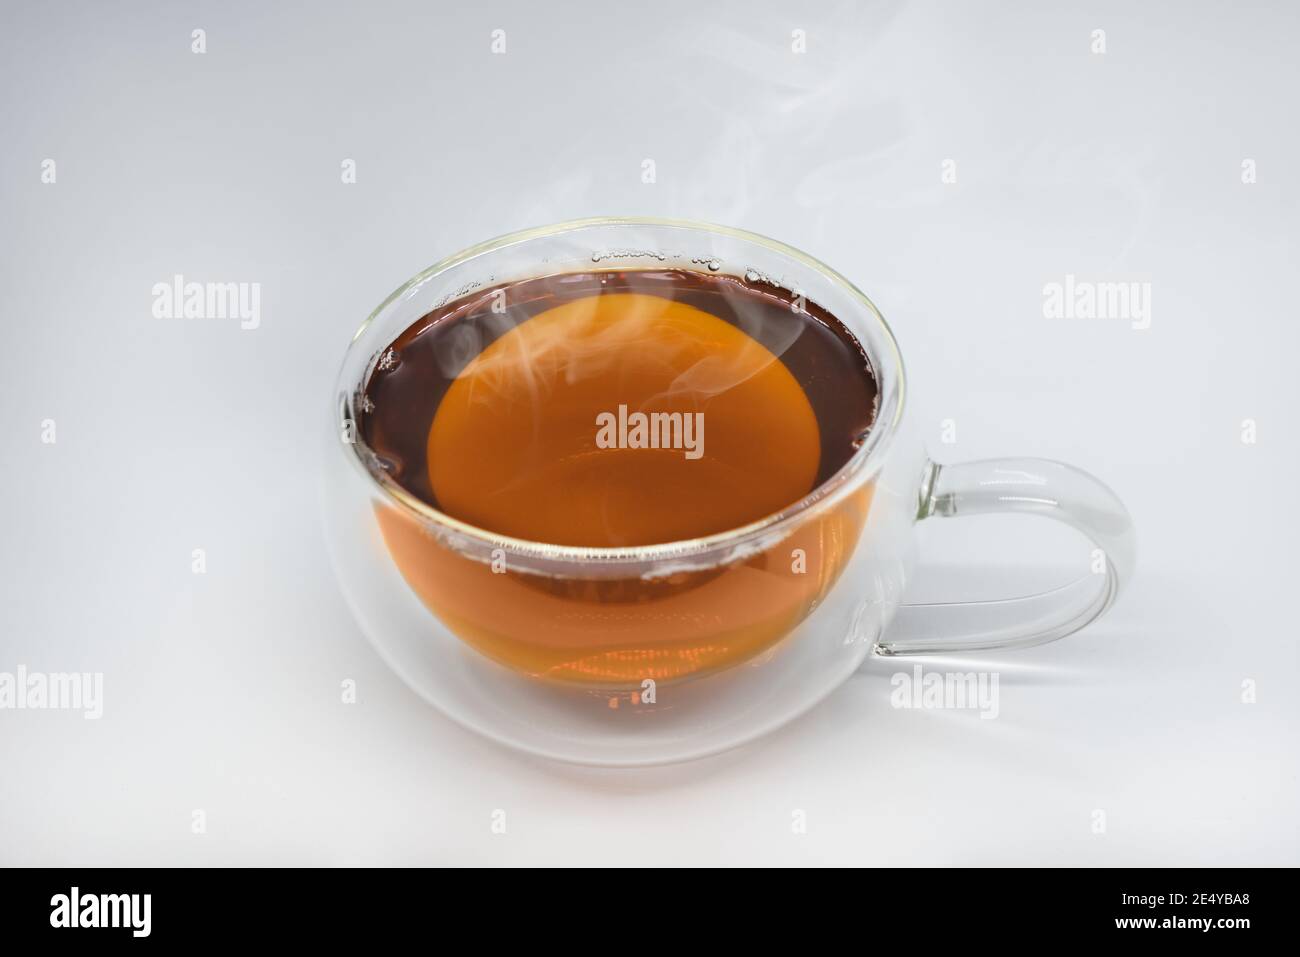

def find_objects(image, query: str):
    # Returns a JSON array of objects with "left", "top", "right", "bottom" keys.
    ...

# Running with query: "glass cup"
[{"left": 323, "top": 218, "right": 1135, "bottom": 766}]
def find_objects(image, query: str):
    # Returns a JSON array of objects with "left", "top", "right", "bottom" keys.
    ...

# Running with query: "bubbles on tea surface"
[
  {"left": 691, "top": 257, "right": 723, "bottom": 272},
  {"left": 366, "top": 447, "right": 402, "bottom": 479},
  {"left": 591, "top": 249, "right": 668, "bottom": 264},
  {"left": 428, "top": 279, "right": 483, "bottom": 311}
]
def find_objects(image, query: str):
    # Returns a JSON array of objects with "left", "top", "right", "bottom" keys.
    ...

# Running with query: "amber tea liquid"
[{"left": 360, "top": 269, "right": 880, "bottom": 685}]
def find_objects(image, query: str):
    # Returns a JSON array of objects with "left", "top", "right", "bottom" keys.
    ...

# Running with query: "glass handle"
[{"left": 875, "top": 457, "right": 1135, "bottom": 656}]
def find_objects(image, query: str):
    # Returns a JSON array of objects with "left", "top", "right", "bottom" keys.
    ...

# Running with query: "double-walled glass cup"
[{"left": 324, "top": 218, "right": 1134, "bottom": 766}]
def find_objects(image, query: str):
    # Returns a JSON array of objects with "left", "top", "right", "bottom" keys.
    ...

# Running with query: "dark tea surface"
[{"left": 360, "top": 269, "right": 878, "bottom": 547}]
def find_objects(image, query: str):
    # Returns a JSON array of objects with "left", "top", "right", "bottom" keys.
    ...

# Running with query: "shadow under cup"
[{"left": 373, "top": 483, "right": 875, "bottom": 688}]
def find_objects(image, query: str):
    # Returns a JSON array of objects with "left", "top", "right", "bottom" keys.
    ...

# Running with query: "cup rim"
[{"left": 339, "top": 216, "right": 907, "bottom": 563}]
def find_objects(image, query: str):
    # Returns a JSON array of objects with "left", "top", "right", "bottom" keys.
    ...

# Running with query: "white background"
[{"left": 1, "top": 0, "right": 1296, "bottom": 865}]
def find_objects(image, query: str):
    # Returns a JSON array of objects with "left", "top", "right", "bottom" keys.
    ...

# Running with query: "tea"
[
  {"left": 356, "top": 268, "right": 881, "bottom": 684},
  {"left": 360, "top": 269, "right": 878, "bottom": 547}
]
